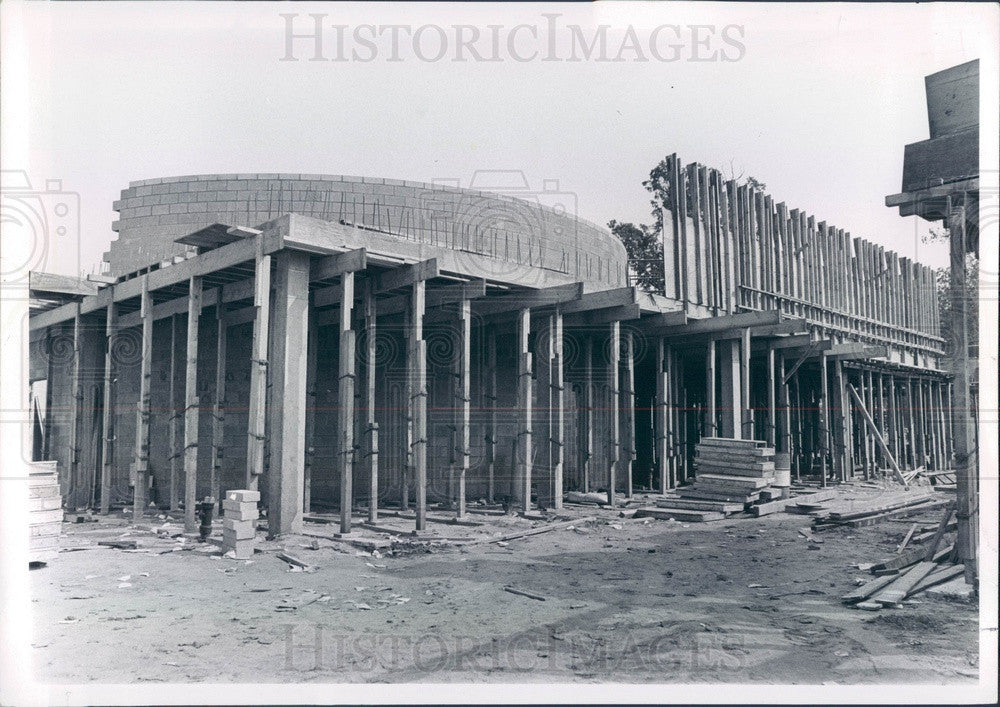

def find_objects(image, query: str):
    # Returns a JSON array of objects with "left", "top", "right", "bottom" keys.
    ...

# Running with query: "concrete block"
[
  {"left": 223, "top": 522, "right": 256, "bottom": 542},
  {"left": 222, "top": 501, "right": 258, "bottom": 521},
  {"left": 225, "top": 538, "right": 255, "bottom": 559},
  {"left": 227, "top": 489, "right": 260, "bottom": 503}
]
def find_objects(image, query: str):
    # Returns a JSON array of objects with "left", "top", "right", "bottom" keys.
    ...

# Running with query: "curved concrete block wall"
[{"left": 109, "top": 174, "right": 628, "bottom": 288}]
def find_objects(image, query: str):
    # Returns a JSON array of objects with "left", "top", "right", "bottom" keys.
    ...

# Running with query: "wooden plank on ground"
[{"left": 872, "top": 561, "right": 937, "bottom": 605}]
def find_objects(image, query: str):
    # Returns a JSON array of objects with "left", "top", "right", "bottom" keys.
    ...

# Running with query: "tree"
[
  {"left": 609, "top": 220, "right": 663, "bottom": 293},
  {"left": 925, "top": 226, "right": 979, "bottom": 361}
]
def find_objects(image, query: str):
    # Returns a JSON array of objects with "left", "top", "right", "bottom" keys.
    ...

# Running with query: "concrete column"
[
  {"left": 516, "top": 308, "right": 532, "bottom": 512},
  {"left": 338, "top": 271, "right": 356, "bottom": 535},
  {"left": 266, "top": 251, "right": 310, "bottom": 538},
  {"left": 718, "top": 339, "right": 741, "bottom": 438}
]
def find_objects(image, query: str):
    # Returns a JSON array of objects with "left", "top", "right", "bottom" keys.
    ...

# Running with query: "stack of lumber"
[
  {"left": 29, "top": 460, "right": 62, "bottom": 563},
  {"left": 222, "top": 489, "right": 259, "bottom": 559},
  {"left": 800, "top": 489, "right": 950, "bottom": 529},
  {"left": 842, "top": 504, "right": 962, "bottom": 610},
  {"left": 648, "top": 438, "right": 775, "bottom": 521}
]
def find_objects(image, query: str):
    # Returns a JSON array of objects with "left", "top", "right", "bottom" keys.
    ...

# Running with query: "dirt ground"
[{"left": 31, "top": 489, "right": 979, "bottom": 684}]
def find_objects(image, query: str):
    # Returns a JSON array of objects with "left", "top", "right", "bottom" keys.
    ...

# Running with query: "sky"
[{"left": 3, "top": 1, "right": 997, "bottom": 278}]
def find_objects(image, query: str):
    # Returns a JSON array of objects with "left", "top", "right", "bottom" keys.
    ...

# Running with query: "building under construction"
[{"left": 28, "top": 156, "right": 950, "bottom": 537}]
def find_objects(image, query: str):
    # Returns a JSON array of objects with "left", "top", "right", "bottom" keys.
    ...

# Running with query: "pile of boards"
[
  {"left": 29, "top": 460, "right": 62, "bottom": 563},
  {"left": 842, "top": 503, "right": 965, "bottom": 610},
  {"left": 788, "top": 488, "right": 951, "bottom": 529},
  {"left": 642, "top": 437, "right": 778, "bottom": 522}
]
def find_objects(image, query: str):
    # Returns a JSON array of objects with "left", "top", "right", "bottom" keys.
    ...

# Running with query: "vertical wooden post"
[
  {"left": 607, "top": 321, "right": 620, "bottom": 507},
  {"left": 656, "top": 338, "right": 669, "bottom": 494},
  {"left": 401, "top": 307, "right": 412, "bottom": 510},
  {"left": 552, "top": 311, "right": 564, "bottom": 509},
  {"left": 485, "top": 326, "right": 497, "bottom": 503},
  {"left": 455, "top": 299, "right": 471, "bottom": 517},
  {"left": 266, "top": 251, "right": 310, "bottom": 538},
  {"left": 818, "top": 353, "right": 829, "bottom": 487},
  {"left": 211, "top": 294, "right": 227, "bottom": 512},
  {"left": 364, "top": 281, "right": 379, "bottom": 523},
  {"left": 949, "top": 202, "right": 976, "bottom": 583},
  {"left": 168, "top": 314, "right": 180, "bottom": 511},
  {"left": 67, "top": 310, "right": 83, "bottom": 508},
  {"left": 183, "top": 276, "right": 203, "bottom": 534},
  {"left": 516, "top": 308, "right": 532, "bottom": 512},
  {"left": 887, "top": 375, "right": 899, "bottom": 467},
  {"left": 766, "top": 345, "right": 776, "bottom": 447},
  {"left": 246, "top": 240, "right": 271, "bottom": 490},
  {"left": 704, "top": 340, "right": 717, "bottom": 437},
  {"left": 132, "top": 278, "right": 153, "bottom": 522},
  {"left": 338, "top": 272, "right": 356, "bottom": 534},
  {"left": 411, "top": 281, "right": 428, "bottom": 529},
  {"left": 906, "top": 378, "right": 918, "bottom": 469},
  {"left": 865, "top": 369, "right": 876, "bottom": 479},
  {"left": 834, "top": 359, "right": 851, "bottom": 481},
  {"left": 303, "top": 307, "right": 317, "bottom": 514},
  {"left": 876, "top": 372, "right": 886, "bottom": 475},
  {"left": 582, "top": 335, "right": 593, "bottom": 493},
  {"left": 622, "top": 327, "right": 635, "bottom": 499},
  {"left": 184, "top": 276, "right": 202, "bottom": 535},
  {"left": 100, "top": 300, "right": 116, "bottom": 515},
  {"left": 778, "top": 351, "right": 792, "bottom": 455},
  {"left": 740, "top": 327, "right": 753, "bottom": 439}
]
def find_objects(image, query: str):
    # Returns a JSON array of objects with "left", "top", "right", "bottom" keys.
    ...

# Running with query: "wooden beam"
[
  {"left": 116, "top": 277, "right": 256, "bottom": 330},
  {"left": 607, "top": 321, "right": 620, "bottom": 506},
  {"left": 475, "top": 282, "right": 583, "bottom": 317},
  {"left": 656, "top": 338, "right": 669, "bottom": 494},
  {"left": 947, "top": 200, "right": 976, "bottom": 583},
  {"left": 387, "top": 279, "right": 487, "bottom": 319},
  {"left": 266, "top": 251, "right": 311, "bottom": 537},
  {"left": 766, "top": 346, "right": 776, "bottom": 447},
  {"left": 652, "top": 309, "right": 780, "bottom": 336},
  {"left": 245, "top": 242, "right": 271, "bottom": 490},
  {"left": 303, "top": 307, "right": 317, "bottom": 514},
  {"left": 99, "top": 300, "right": 116, "bottom": 515},
  {"left": 764, "top": 333, "right": 815, "bottom": 351},
  {"left": 847, "top": 384, "right": 907, "bottom": 486},
  {"left": 819, "top": 352, "right": 830, "bottom": 487},
  {"left": 68, "top": 311, "right": 82, "bottom": 509},
  {"left": 558, "top": 287, "right": 636, "bottom": 314},
  {"left": 210, "top": 293, "right": 227, "bottom": 512},
  {"left": 411, "top": 281, "right": 428, "bottom": 530},
  {"left": 622, "top": 327, "right": 635, "bottom": 499},
  {"left": 376, "top": 258, "right": 439, "bottom": 294},
  {"left": 364, "top": 281, "right": 379, "bottom": 523},
  {"left": 563, "top": 303, "right": 640, "bottom": 326},
  {"left": 582, "top": 334, "right": 594, "bottom": 493},
  {"left": 516, "top": 308, "right": 533, "bottom": 512},
  {"left": 168, "top": 314, "right": 180, "bottom": 512},
  {"left": 486, "top": 326, "right": 498, "bottom": 503},
  {"left": 552, "top": 311, "right": 564, "bottom": 509},
  {"left": 642, "top": 310, "right": 688, "bottom": 328},
  {"left": 132, "top": 277, "right": 153, "bottom": 522},
  {"left": 183, "top": 276, "right": 203, "bottom": 534},
  {"left": 338, "top": 271, "right": 356, "bottom": 535},
  {"left": 455, "top": 299, "right": 471, "bottom": 518},
  {"left": 310, "top": 248, "right": 367, "bottom": 282}
]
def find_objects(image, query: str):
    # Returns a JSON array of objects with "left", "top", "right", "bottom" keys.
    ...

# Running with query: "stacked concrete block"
[{"left": 222, "top": 489, "right": 259, "bottom": 559}]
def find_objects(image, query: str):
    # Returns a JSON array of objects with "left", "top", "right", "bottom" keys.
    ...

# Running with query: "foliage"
[{"left": 609, "top": 220, "right": 663, "bottom": 293}]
